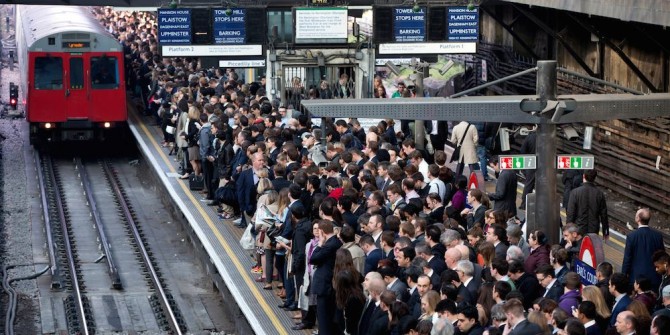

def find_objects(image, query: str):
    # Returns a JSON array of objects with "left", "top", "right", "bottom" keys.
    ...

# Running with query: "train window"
[
  {"left": 69, "top": 58, "right": 84, "bottom": 90},
  {"left": 91, "top": 57, "right": 119, "bottom": 89},
  {"left": 34, "top": 57, "right": 63, "bottom": 90}
]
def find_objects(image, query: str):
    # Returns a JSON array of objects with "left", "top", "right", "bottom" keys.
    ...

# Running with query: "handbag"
[
  {"left": 449, "top": 123, "right": 472, "bottom": 163},
  {"left": 189, "top": 174, "right": 204, "bottom": 191},
  {"left": 239, "top": 223, "right": 255, "bottom": 250},
  {"left": 165, "top": 125, "right": 176, "bottom": 134}
]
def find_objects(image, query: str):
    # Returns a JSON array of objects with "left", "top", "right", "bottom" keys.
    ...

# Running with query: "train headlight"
[
  {"left": 103, "top": 122, "right": 111, "bottom": 128},
  {"left": 44, "top": 123, "right": 52, "bottom": 129}
]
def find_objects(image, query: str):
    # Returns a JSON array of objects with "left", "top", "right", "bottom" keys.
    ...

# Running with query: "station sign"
[
  {"left": 393, "top": 7, "right": 426, "bottom": 42},
  {"left": 161, "top": 44, "right": 262, "bottom": 57},
  {"left": 218, "top": 60, "right": 266, "bottom": 68},
  {"left": 212, "top": 8, "right": 246, "bottom": 44},
  {"left": 157, "top": 9, "right": 191, "bottom": 45},
  {"left": 557, "top": 155, "right": 594, "bottom": 170},
  {"left": 379, "top": 42, "right": 476, "bottom": 54},
  {"left": 575, "top": 234, "right": 605, "bottom": 286},
  {"left": 498, "top": 155, "right": 537, "bottom": 170},
  {"left": 447, "top": 6, "right": 479, "bottom": 41},
  {"left": 295, "top": 7, "right": 348, "bottom": 44}
]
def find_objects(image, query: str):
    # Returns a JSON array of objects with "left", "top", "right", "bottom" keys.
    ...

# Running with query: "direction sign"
[
  {"left": 557, "top": 155, "right": 594, "bottom": 170},
  {"left": 499, "top": 155, "right": 536, "bottom": 170}
]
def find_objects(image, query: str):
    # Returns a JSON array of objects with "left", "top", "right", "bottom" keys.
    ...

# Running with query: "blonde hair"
[
  {"left": 421, "top": 290, "right": 441, "bottom": 316},
  {"left": 256, "top": 177, "right": 272, "bottom": 194},
  {"left": 188, "top": 106, "right": 200, "bottom": 121},
  {"left": 582, "top": 286, "right": 612, "bottom": 318},
  {"left": 527, "top": 311, "right": 550, "bottom": 334}
]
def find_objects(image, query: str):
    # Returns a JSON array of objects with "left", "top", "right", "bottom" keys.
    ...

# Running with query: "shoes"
[
  {"left": 312, "top": 330, "right": 319, "bottom": 335},
  {"left": 235, "top": 223, "right": 247, "bottom": 228},
  {"left": 255, "top": 276, "right": 266, "bottom": 283},
  {"left": 207, "top": 200, "right": 218, "bottom": 206},
  {"left": 263, "top": 285, "right": 273, "bottom": 290},
  {"left": 251, "top": 266, "right": 262, "bottom": 274},
  {"left": 179, "top": 173, "right": 190, "bottom": 180},
  {"left": 233, "top": 218, "right": 242, "bottom": 225},
  {"left": 291, "top": 314, "right": 302, "bottom": 319},
  {"left": 292, "top": 323, "right": 312, "bottom": 330}
]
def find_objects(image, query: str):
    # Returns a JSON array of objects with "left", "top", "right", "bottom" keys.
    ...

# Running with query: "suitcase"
[{"left": 189, "top": 175, "right": 204, "bottom": 191}]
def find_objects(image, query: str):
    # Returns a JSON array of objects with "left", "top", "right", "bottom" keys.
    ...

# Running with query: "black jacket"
[
  {"left": 291, "top": 218, "right": 313, "bottom": 275},
  {"left": 488, "top": 169, "right": 518, "bottom": 217},
  {"left": 309, "top": 235, "right": 343, "bottom": 296},
  {"left": 566, "top": 182, "right": 609, "bottom": 236}
]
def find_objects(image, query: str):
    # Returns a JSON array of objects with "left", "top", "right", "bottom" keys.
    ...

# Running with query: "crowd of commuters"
[{"left": 97, "top": 7, "right": 670, "bottom": 335}]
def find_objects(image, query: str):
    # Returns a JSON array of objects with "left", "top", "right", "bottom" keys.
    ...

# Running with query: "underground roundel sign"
[{"left": 575, "top": 234, "right": 605, "bottom": 286}]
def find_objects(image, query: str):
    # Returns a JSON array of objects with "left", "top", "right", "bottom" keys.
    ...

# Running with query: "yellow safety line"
[{"left": 131, "top": 113, "right": 288, "bottom": 335}]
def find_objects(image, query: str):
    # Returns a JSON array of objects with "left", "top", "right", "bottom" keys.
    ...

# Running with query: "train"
[{"left": 17, "top": 5, "right": 127, "bottom": 145}]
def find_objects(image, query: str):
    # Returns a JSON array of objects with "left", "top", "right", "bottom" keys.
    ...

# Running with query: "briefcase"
[{"left": 189, "top": 175, "right": 204, "bottom": 191}]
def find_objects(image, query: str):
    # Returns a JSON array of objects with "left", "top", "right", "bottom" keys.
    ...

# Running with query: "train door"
[
  {"left": 29, "top": 54, "right": 66, "bottom": 122},
  {"left": 65, "top": 55, "right": 88, "bottom": 120},
  {"left": 88, "top": 53, "right": 125, "bottom": 122}
]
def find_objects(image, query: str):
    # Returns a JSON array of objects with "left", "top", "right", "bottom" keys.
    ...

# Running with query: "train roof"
[{"left": 18, "top": 5, "right": 117, "bottom": 49}]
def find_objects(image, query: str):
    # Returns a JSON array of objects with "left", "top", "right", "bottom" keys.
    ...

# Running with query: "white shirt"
[
  {"left": 387, "top": 277, "right": 399, "bottom": 290},
  {"left": 428, "top": 178, "right": 447, "bottom": 201},
  {"left": 418, "top": 159, "right": 430, "bottom": 180},
  {"left": 463, "top": 277, "right": 473, "bottom": 288},
  {"left": 584, "top": 320, "right": 596, "bottom": 328}
]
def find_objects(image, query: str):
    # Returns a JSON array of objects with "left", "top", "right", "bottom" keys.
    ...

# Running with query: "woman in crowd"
[
  {"left": 527, "top": 311, "right": 551, "bottom": 335},
  {"left": 333, "top": 268, "right": 365, "bottom": 335},
  {"left": 419, "top": 290, "right": 441, "bottom": 325},
  {"left": 581, "top": 285, "right": 611, "bottom": 332},
  {"left": 632, "top": 275, "right": 657, "bottom": 313},
  {"left": 251, "top": 175, "right": 278, "bottom": 287},
  {"left": 476, "top": 282, "right": 495, "bottom": 326},
  {"left": 627, "top": 300, "right": 652, "bottom": 335},
  {"left": 182, "top": 106, "right": 202, "bottom": 178},
  {"left": 271, "top": 188, "right": 291, "bottom": 298},
  {"left": 293, "top": 221, "right": 322, "bottom": 328},
  {"left": 525, "top": 230, "right": 551, "bottom": 274},
  {"left": 477, "top": 241, "right": 496, "bottom": 283}
]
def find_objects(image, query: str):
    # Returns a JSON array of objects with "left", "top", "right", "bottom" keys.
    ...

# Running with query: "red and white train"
[{"left": 17, "top": 5, "right": 127, "bottom": 145}]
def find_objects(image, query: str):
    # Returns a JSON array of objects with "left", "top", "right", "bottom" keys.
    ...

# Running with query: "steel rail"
[
  {"left": 34, "top": 151, "right": 61, "bottom": 289},
  {"left": 102, "top": 159, "right": 183, "bottom": 335},
  {"left": 43, "top": 155, "right": 90, "bottom": 335},
  {"left": 75, "top": 158, "right": 122, "bottom": 289}
]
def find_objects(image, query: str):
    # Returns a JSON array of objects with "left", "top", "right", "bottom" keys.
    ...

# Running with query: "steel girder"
[{"left": 300, "top": 93, "right": 670, "bottom": 124}]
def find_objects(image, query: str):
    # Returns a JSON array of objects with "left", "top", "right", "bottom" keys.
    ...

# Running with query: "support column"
[
  {"left": 414, "top": 68, "right": 427, "bottom": 150},
  {"left": 535, "top": 61, "right": 561, "bottom": 244}
]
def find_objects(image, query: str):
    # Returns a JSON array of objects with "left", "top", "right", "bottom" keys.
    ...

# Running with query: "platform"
[
  {"left": 127, "top": 108, "right": 296, "bottom": 335},
  {"left": 128, "top": 106, "right": 625, "bottom": 335}
]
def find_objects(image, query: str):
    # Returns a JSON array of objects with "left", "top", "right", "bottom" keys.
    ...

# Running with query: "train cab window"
[
  {"left": 69, "top": 58, "right": 84, "bottom": 90},
  {"left": 91, "top": 57, "right": 119, "bottom": 89},
  {"left": 34, "top": 57, "right": 63, "bottom": 90}
]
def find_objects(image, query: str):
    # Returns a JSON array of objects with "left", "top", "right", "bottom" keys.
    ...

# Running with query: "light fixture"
[
  {"left": 439, "top": 60, "right": 455, "bottom": 76},
  {"left": 169, "top": 0, "right": 178, "bottom": 9},
  {"left": 225, "top": 7, "right": 233, "bottom": 16},
  {"left": 467, "top": 0, "right": 476, "bottom": 11},
  {"left": 412, "top": 1, "right": 421, "bottom": 13}
]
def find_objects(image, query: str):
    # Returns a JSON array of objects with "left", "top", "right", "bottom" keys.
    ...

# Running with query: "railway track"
[{"left": 34, "top": 153, "right": 186, "bottom": 335}]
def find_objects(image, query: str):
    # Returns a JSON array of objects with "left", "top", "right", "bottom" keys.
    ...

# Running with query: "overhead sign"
[
  {"left": 157, "top": 9, "right": 191, "bottom": 45},
  {"left": 447, "top": 6, "right": 479, "bottom": 41},
  {"left": 498, "top": 155, "right": 537, "bottom": 170},
  {"left": 161, "top": 44, "right": 263, "bottom": 57},
  {"left": 295, "top": 7, "right": 348, "bottom": 43},
  {"left": 557, "top": 155, "right": 594, "bottom": 169},
  {"left": 379, "top": 42, "right": 476, "bottom": 54},
  {"left": 393, "top": 7, "right": 426, "bottom": 42},
  {"left": 219, "top": 60, "right": 266, "bottom": 68},
  {"left": 213, "top": 8, "right": 246, "bottom": 44},
  {"left": 375, "top": 58, "right": 421, "bottom": 66}
]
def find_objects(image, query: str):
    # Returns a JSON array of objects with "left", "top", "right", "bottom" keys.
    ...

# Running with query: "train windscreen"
[
  {"left": 91, "top": 57, "right": 119, "bottom": 89},
  {"left": 70, "top": 58, "right": 84, "bottom": 89},
  {"left": 35, "top": 57, "right": 63, "bottom": 90}
]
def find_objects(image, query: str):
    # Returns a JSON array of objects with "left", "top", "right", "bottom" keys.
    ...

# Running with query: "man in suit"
[
  {"left": 609, "top": 272, "right": 632, "bottom": 327},
  {"left": 576, "top": 301, "right": 603, "bottom": 335},
  {"left": 487, "top": 225, "right": 509, "bottom": 260},
  {"left": 405, "top": 266, "right": 424, "bottom": 319},
  {"left": 536, "top": 264, "right": 564, "bottom": 302},
  {"left": 457, "top": 260, "right": 479, "bottom": 300},
  {"left": 415, "top": 242, "right": 446, "bottom": 277},
  {"left": 368, "top": 290, "right": 395, "bottom": 335},
  {"left": 360, "top": 234, "right": 383, "bottom": 275},
  {"left": 358, "top": 276, "right": 385, "bottom": 335},
  {"left": 488, "top": 156, "right": 518, "bottom": 217},
  {"left": 566, "top": 169, "right": 609, "bottom": 238},
  {"left": 622, "top": 208, "right": 665, "bottom": 290},
  {"left": 508, "top": 260, "right": 543, "bottom": 310},
  {"left": 234, "top": 152, "right": 264, "bottom": 227},
  {"left": 456, "top": 304, "right": 485, "bottom": 335},
  {"left": 614, "top": 311, "right": 637, "bottom": 335},
  {"left": 443, "top": 268, "right": 474, "bottom": 306},
  {"left": 503, "top": 298, "right": 543, "bottom": 335},
  {"left": 380, "top": 264, "right": 409, "bottom": 303},
  {"left": 271, "top": 164, "right": 291, "bottom": 192},
  {"left": 309, "top": 221, "right": 343, "bottom": 335}
]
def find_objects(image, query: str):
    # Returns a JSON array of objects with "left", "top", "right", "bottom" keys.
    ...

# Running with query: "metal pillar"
[
  {"left": 414, "top": 69, "right": 426, "bottom": 150},
  {"left": 534, "top": 61, "right": 561, "bottom": 244}
]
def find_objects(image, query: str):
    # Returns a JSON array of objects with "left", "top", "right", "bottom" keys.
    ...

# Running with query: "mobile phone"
[{"left": 318, "top": 162, "right": 328, "bottom": 168}]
